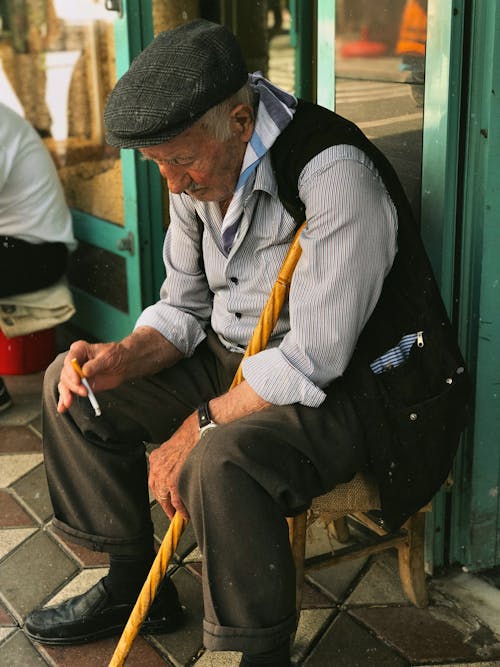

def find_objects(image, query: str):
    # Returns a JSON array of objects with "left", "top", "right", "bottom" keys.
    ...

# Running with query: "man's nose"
[{"left": 158, "top": 164, "right": 190, "bottom": 194}]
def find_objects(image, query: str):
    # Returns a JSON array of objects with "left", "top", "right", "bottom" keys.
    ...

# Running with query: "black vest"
[{"left": 271, "top": 101, "right": 471, "bottom": 529}]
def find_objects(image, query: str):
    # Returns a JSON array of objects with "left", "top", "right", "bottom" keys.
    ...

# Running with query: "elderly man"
[{"left": 25, "top": 19, "right": 467, "bottom": 667}]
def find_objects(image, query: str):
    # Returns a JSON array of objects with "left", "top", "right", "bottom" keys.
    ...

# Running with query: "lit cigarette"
[{"left": 70, "top": 358, "right": 102, "bottom": 417}]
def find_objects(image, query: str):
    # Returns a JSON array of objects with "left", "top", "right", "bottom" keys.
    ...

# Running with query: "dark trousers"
[
  {"left": 0, "top": 235, "right": 68, "bottom": 298},
  {"left": 42, "top": 332, "right": 368, "bottom": 653}
]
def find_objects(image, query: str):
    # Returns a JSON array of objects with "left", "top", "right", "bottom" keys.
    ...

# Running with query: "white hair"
[{"left": 198, "top": 83, "right": 256, "bottom": 141}]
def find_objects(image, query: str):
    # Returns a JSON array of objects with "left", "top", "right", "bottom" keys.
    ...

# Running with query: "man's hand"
[
  {"left": 57, "top": 340, "right": 125, "bottom": 413},
  {"left": 148, "top": 413, "right": 200, "bottom": 519},
  {"left": 57, "top": 327, "right": 184, "bottom": 414},
  {"left": 148, "top": 382, "right": 272, "bottom": 519}
]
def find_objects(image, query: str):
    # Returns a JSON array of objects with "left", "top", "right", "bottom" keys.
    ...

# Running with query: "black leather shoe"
[{"left": 24, "top": 577, "right": 183, "bottom": 645}]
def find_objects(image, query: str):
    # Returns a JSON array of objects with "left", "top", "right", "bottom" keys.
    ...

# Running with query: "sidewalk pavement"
[{"left": 1, "top": 367, "right": 500, "bottom": 667}]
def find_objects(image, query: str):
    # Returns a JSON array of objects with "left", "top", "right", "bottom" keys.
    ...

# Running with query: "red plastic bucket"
[{"left": 0, "top": 328, "right": 56, "bottom": 374}]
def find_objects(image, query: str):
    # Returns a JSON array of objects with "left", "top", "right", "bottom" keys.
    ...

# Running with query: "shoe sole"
[{"left": 24, "top": 610, "right": 184, "bottom": 646}]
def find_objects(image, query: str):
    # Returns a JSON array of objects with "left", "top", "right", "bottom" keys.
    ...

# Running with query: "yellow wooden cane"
[{"left": 109, "top": 221, "right": 306, "bottom": 666}]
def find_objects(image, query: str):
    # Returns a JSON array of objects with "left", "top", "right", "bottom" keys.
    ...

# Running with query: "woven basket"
[{"left": 309, "top": 472, "right": 380, "bottom": 524}]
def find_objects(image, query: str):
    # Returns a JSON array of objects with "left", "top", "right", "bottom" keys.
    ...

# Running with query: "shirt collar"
[{"left": 252, "top": 151, "right": 278, "bottom": 200}]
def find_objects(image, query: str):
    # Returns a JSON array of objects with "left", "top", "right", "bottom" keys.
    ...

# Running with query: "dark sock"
[
  {"left": 103, "top": 549, "right": 155, "bottom": 604},
  {"left": 240, "top": 642, "right": 291, "bottom": 667}
]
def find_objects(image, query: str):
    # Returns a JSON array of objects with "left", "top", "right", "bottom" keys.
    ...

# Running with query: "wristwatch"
[{"left": 197, "top": 401, "right": 217, "bottom": 437}]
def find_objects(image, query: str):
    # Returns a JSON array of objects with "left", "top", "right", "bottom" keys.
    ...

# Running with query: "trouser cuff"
[
  {"left": 203, "top": 612, "right": 296, "bottom": 654},
  {"left": 51, "top": 518, "right": 154, "bottom": 556}
]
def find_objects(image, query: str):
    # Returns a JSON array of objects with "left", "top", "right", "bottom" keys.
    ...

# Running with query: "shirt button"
[
  {"left": 230, "top": 277, "right": 239, "bottom": 284},
  {"left": 235, "top": 312, "right": 242, "bottom": 319}
]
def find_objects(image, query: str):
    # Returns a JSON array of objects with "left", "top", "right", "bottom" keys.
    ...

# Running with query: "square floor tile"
[
  {"left": 0, "top": 527, "right": 37, "bottom": 561},
  {"left": 344, "top": 551, "right": 408, "bottom": 606},
  {"left": 2, "top": 372, "right": 44, "bottom": 397},
  {"left": 350, "top": 606, "right": 480, "bottom": 663},
  {"left": 305, "top": 553, "right": 368, "bottom": 604},
  {"left": 0, "top": 530, "right": 77, "bottom": 618},
  {"left": 0, "top": 397, "right": 42, "bottom": 427},
  {"left": 40, "top": 633, "right": 174, "bottom": 667},
  {"left": 0, "top": 453, "right": 43, "bottom": 488},
  {"left": 432, "top": 570, "right": 500, "bottom": 639},
  {"left": 0, "top": 425, "right": 42, "bottom": 453},
  {"left": 0, "top": 489, "right": 36, "bottom": 527},
  {"left": 0, "top": 629, "right": 48, "bottom": 665},
  {"left": 304, "top": 611, "right": 409, "bottom": 666},
  {"left": 12, "top": 463, "right": 53, "bottom": 523}
]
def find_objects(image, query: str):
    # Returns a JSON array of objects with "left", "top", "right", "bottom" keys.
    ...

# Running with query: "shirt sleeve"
[
  {"left": 134, "top": 193, "right": 213, "bottom": 356},
  {"left": 241, "top": 146, "right": 398, "bottom": 406},
  {"left": 0, "top": 146, "right": 8, "bottom": 192}
]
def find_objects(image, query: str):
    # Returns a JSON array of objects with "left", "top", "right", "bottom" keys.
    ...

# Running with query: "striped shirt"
[{"left": 135, "top": 144, "right": 398, "bottom": 407}]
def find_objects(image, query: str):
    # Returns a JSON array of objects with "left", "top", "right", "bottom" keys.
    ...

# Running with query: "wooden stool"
[{"left": 288, "top": 472, "right": 430, "bottom": 618}]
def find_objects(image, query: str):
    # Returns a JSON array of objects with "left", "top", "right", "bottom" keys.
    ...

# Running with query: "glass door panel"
[{"left": 335, "top": 0, "right": 427, "bottom": 220}]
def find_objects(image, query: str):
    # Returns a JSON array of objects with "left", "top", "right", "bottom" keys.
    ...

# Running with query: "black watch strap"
[{"left": 197, "top": 401, "right": 217, "bottom": 436}]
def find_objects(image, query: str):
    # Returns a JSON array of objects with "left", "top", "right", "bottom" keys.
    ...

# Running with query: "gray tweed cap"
[{"left": 104, "top": 19, "right": 249, "bottom": 149}]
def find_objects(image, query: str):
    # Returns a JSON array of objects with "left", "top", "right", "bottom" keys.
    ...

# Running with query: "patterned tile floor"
[{"left": 1, "top": 367, "right": 500, "bottom": 667}]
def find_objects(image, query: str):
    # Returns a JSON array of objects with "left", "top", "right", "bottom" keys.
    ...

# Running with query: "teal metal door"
[{"left": 449, "top": 0, "right": 500, "bottom": 572}]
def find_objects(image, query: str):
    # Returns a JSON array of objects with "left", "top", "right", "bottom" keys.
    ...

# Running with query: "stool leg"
[
  {"left": 288, "top": 513, "right": 307, "bottom": 618},
  {"left": 397, "top": 511, "right": 429, "bottom": 607},
  {"left": 330, "top": 516, "right": 350, "bottom": 543}
]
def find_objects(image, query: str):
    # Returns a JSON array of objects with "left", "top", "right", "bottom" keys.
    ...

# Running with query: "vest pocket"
[
  {"left": 373, "top": 330, "right": 464, "bottom": 409},
  {"left": 369, "top": 331, "right": 470, "bottom": 525}
]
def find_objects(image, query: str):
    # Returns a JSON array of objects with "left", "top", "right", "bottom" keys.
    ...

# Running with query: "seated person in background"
[
  {"left": 0, "top": 102, "right": 76, "bottom": 299},
  {"left": 0, "top": 102, "right": 76, "bottom": 411}
]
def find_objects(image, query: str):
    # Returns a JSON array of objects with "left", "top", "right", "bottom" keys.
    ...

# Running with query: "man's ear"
[{"left": 230, "top": 104, "right": 254, "bottom": 142}]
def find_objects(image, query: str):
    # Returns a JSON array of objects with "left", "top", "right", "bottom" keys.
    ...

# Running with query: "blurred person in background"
[{"left": 0, "top": 102, "right": 76, "bottom": 411}]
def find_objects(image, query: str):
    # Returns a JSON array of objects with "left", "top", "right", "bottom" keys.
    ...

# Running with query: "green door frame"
[
  {"left": 420, "top": 0, "right": 467, "bottom": 571},
  {"left": 116, "top": 0, "right": 166, "bottom": 308},
  {"left": 290, "top": 0, "right": 315, "bottom": 100},
  {"left": 449, "top": 0, "right": 500, "bottom": 571},
  {"left": 316, "top": 0, "right": 335, "bottom": 110}
]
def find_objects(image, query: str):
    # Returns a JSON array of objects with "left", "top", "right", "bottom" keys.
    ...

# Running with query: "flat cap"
[{"left": 104, "top": 19, "right": 248, "bottom": 149}]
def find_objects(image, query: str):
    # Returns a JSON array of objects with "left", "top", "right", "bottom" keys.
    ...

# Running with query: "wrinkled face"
[{"left": 140, "top": 106, "right": 253, "bottom": 204}]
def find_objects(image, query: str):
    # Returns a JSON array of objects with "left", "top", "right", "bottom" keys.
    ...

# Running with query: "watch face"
[{"left": 199, "top": 422, "right": 218, "bottom": 437}]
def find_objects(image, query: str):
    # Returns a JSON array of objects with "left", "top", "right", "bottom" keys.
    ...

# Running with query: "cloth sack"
[{"left": 0, "top": 279, "right": 75, "bottom": 337}]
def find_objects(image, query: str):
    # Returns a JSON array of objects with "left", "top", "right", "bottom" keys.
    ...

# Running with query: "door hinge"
[
  {"left": 105, "top": 0, "right": 123, "bottom": 17},
  {"left": 117, "top": 231, "right": 135, "bottom": 255}
]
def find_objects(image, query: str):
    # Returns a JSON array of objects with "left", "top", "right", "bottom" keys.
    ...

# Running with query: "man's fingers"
[
  {"left": 170, "top": 489, "right": 188, "bottom": 520},
  {"left": 159, "top": 496, "right": 175, "bottom": 519},
  {"left": 153, "top": 486, "right": 188, "bottom": 521},
  {"left": 57, "top": 383, "right": 73, "bottom": 413}
]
